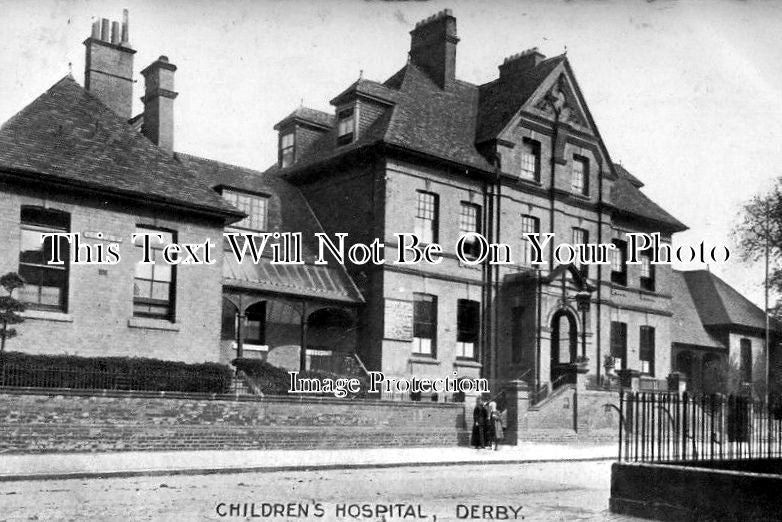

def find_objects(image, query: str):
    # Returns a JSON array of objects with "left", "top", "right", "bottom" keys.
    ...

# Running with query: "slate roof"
[
  {"left": 273, "top": 107, "right": 334, "bottom": 131},
  {"left": 331, "top": 78, "right": 398, "bottom": 106},
  {"left": 680, "top": 270, "right": 780, "bottom": 333},
  {"left": 381, "top": 64, "right": 493, "bottom": 171},
  {"left": 613, "top": 163, "right": 644, "bottom": 188},
  {"left": 276, "top": 55, "right": 686, "bottom": 235},
  {"left": 612, "top": 164, "right": 687, "bottom": 232},
  {"left": 670, "top": 270, "right": 725, "bottom": 348},
  {"left": 0, "top": 76, "right": 241, "bottom": 221},
  {"left": 177, "top": 153, "right": 364, "bottom": 304},
  {"left": 281, "top": 62, "right": 495, "bottom": 174}
]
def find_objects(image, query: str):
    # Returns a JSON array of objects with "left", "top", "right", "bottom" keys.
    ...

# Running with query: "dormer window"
[
  {"left": 337, "top": 107, "right": 355, "bottom": 146},
  {"left": 223, "top": 189, "right": 269, "bottom": 232},
  {"left": 280, "top": 132, "right": 295, "bottom": 168}
]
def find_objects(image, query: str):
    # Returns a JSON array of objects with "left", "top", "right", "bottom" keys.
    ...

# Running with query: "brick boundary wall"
[{"left": 0, "top": 388, "right": 468, "bottom": 453}]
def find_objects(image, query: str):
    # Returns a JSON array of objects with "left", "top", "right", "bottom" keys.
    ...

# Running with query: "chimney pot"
[
  {"left": 100, "top": 18, "right": 110, "bottom": 41},
  {"left": 121, "top": 9, "right": 129, "bottom": 44},
  {"left": 111, "top": 21, "right": 120, "bottom": 45},
  {"left": 84, "top": 12, "right": 136, "bottom": 119}
]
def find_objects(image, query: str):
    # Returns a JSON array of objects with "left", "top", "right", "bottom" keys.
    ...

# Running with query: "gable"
[{"left": 525, "top": 68, "right": 592, "bottom": 133}]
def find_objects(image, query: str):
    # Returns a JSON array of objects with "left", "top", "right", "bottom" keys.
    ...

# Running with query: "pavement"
[{"left": 0, "top": 443, "right": 616, "bottom": 482}]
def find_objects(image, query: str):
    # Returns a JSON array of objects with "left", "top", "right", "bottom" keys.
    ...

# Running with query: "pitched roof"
[
  {"left": 612, "top": 164, "right": 687, "bottom": 232},
  {"left": 176, "top": 153, "right": 363, "bottom": 304},
  {"left": 331, "top": 78, "right": 398, "bottom": 106},
  {"left": 276, "top": 52, "right": 685, "bottom": 235},
  {"left": 613, "top": 163, "right": 644, "bottom": 188},
  {"left": 280, "top": 63, "right": 495, "bottom": 176},
  {"left": 273, "top": 106, "right": 335, "bottom": 131},
  {"left": 476, "top": 56, "right": 565, "bottom": 143},
  {"left": 380, "top": 64, "right": 493, "bottom": 171},
  {"left": 0, "top": 76, "right": 241, "bottom": 221},
  {"left": 680, "top": 270, "right": 780, "bottom": 333},
  {"left": 670, "top": 270, "right": 725, "bottom": 348}
]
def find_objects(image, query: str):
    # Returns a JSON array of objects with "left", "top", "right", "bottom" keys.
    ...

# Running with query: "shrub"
[
  {"left": 232, "top": 357, "right": 369, "bottom": 397},
  {"left": 0, "top": 352, "right": 232, "bottom": 394},
  {"left": 232, "top": 358, "right": 291, "bottom": 395}
]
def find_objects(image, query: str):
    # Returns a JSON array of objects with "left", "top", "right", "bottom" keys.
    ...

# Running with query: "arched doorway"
[
  {"left": 550, "top": 310, "right": 578, "bottom": 382},
  {"left": 305, "top": 307, "right": 358, "bottom": 375},
  {"left": 676, "top": 351, "right": 693, "bottom": 378}
]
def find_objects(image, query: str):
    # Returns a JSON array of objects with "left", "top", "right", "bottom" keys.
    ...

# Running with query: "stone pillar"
[
  {"left": 617, "top": 369, "right": 641, "bottom": 391},
  {"left": 575, "top": 365, "right": 589, "bottom": 391},
  {"left": 667, "top": 372, "right": 686, "bottom": 394},
  {"left": 502, "top": 380, "right": 530, "bottom": 445}
]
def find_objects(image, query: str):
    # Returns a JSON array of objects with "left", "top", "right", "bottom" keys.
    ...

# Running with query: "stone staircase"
[{"left": 519, "top": 386, "right": 621, "bottom": 444}]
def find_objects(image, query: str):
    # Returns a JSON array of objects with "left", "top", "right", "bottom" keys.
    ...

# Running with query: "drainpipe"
[
  {"left": 536, "top": 268, "right": 542, "bottom": 395},
  {"left": 493, "top": 154, "right": 502, "bottom": 384},
  {"left": 299, "top": 301, "right": 308, "bottom": 372},
  {"left": 596, "top": 162, "right": 604, "bottom": 384},
  {"left": 482, "top": 179, "right": 492, "bottom": 382},
  {"left": 485, "top": 151, "right": 503, "bottom": 384}
]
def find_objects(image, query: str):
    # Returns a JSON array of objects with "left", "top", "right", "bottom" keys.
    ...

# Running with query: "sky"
[{"left": 1, "top": 0, "right": 781, "bottom": 306}]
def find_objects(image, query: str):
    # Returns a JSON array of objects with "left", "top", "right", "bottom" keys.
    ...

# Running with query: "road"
[{"left": 0, "top": 460, "right": 641, "bottom": 521}]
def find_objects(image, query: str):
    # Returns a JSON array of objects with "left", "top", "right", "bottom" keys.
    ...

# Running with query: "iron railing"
[
  {"left": 0, "top": 363, "right": 229, "bottom": 393},
  {"left": 618, "top": 391, "right": 782, "bottom": 463}
]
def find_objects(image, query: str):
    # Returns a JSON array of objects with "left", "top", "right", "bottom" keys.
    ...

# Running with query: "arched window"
[{"left": 245, "top": 301, "right": 267, "bottom": 345}]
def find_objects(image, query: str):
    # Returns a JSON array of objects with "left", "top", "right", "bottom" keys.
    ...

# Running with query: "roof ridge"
[
  {"left": 177, "top": 152, "right": 264, "bottom": 175},
  {"left": 0, "top": 77, "right": 242, "bottom": 219}
]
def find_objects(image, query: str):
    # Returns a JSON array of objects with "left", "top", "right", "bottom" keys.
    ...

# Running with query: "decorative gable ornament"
[{"left": 535, "top": 74, "right": 587, "bottom": 127}]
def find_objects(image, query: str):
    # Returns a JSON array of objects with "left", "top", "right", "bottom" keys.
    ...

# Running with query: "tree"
[
  {"left": 0, "top": 272, "right": 25, "bottom": 357},
  {"left": 734, "top": 189, "right": 782, "bottom": 398}
]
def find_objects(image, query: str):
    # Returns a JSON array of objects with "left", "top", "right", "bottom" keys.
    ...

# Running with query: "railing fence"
[{"left": 619, "top": 391, "right": 782, "bottom": 463}]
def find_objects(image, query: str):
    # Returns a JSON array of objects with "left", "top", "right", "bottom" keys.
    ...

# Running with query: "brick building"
[
  {"left": 267, "top": 9, "right": 777, "bottom": 396},
  {"left": 0, "top": 15, "right": 242, "bottom": 363},
  {"left": 0, "top": 10, "right": 776, "bottom": 398},
  {"left": 0, "top": 12, "right": 361, "bottom": 367}
]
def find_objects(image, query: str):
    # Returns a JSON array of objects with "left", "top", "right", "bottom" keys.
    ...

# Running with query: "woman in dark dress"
[{"left": 470, "top": 398, "right": 488, "bottom": 448}]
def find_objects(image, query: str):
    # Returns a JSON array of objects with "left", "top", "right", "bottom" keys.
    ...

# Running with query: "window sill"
[
  {"left": 518, "top": 177, "right": 542, "bottom": 187},
  {"left": 410, "top": 356, "right": 440, "bottom": 365},
  {"left": 128, "top": 317, "right": 180, "bottom": 332},
  {"left": 570, "top": 192, "right": 590, "bottom": 201},
  {"left": 454, "top": 359, "right": 481, "bottom": 368},
  {"left": 232, "top": 342, "right": 268, "bottom": 352},
  {"left": 21, "top": 309, "right": 73, "bottom": 323}
]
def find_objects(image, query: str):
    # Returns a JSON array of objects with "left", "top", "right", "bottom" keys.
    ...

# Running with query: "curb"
[{"left": 0, "top": 456, "right": 614, "bottom": 483}]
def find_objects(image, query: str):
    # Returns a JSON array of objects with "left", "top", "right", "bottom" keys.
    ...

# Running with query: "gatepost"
[{"left": 502, "top": 380, "right": 530, "bottom": 445}]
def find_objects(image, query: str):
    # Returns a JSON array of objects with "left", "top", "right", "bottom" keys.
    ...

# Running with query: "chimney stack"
[
  {"left": 83, "top": 9, "right": 135, "bottom": 119},
  {"left": 499, "top": 48, "right": 546, "bottom": 80},
  {"left": 409, "top": 9, "right": 459, "bottom": 90},
  {"left": 141, "top": 56, "right": 178, "bottom": 153}
]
